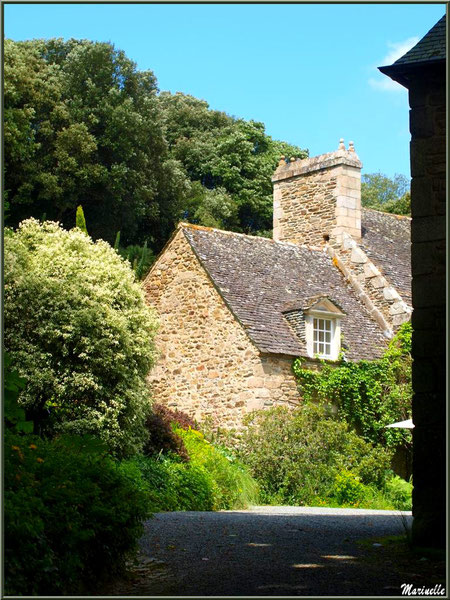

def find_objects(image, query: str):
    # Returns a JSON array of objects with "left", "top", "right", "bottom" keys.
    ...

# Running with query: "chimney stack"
[{"left": 272, "top": 140, "right": 362, "bottom": 246}]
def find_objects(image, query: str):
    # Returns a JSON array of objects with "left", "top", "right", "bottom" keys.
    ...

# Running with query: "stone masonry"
[
  {"left": 143, "top": 227, "right": 299, "bottom": 429},
  {"left": 272, "top": 140, "right": 411, "bottom": 333},
  {"left": 379, "top": 14, "right": 446, "bottom": 546},
  {"left": 272, "top": 139, "right": 362, "bottom": 247}
]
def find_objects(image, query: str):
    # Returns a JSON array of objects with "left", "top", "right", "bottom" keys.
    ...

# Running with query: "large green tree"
[
  {"left": 4, "top": 38, "right": 189, "bottom": 247},
  {"left": 361, "top": 172, "right": 410, "bottom": 215},
  {"left": 159, "top": 92, "right": 307, "bottom": 235},
  {"left": 5, "top": 40, "right": 307, "bottom": 249}
]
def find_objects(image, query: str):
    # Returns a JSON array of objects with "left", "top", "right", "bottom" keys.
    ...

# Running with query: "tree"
[
  {"left": 5, "top": 41, "right": 308, "bottom": 249},
  {"left": 75, "top": 205, "right": 88, "bottom": 234},
  {"left": 159, "top": 92, "right": 308, "bottom": 234},
  {"left": 4, "top": 39, "right": 190, "bottom": 248},
  {"left": 361, "top": 172, "right": 410, "bottom": 215},
  {"left": 4, "top": 219, "right": 158, "bottom": 457}
]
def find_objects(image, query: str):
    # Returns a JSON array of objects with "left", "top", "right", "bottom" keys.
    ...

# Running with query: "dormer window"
[{"left": 304, "top": 297, "right": 345, "bottom": 361}]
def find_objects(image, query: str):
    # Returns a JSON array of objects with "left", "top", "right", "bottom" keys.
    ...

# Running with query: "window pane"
[
  {"left": 325, "top": 320, "right": 331, "bottom": 331},
  {"left": 319, "top": 331, "right": 324, "bottom": 342},
  {"left": 319, "top": 343, "right": 324, "bottom": 354},
  {"left": 325, "top": 332, "right": 331, "bottom": 343}
]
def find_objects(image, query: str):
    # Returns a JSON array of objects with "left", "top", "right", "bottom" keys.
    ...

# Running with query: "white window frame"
[{"left": 305, "top": 310, "right": 342, "bottom": 361}]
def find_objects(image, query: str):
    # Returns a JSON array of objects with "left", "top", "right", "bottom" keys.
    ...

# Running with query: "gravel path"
[{"left": 106, "top": 506, "right": 415, "bottom": 596}]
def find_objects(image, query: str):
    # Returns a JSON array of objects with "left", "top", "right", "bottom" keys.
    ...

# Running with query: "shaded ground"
[{"left": 101, "top": 506, "right": 446, "bottom": 597}]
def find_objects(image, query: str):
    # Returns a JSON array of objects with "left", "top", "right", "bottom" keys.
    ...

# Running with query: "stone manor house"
[{"left": 143, "top": 141, "right": 412, "bottom": 428}]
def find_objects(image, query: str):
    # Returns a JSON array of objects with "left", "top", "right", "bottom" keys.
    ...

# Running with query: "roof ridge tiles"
[
  {"left": 179, "top": 221, "right": 327, "bottom": 252},
  {"left": 362, "top": 207, "right": 411, "bottom": 221}
]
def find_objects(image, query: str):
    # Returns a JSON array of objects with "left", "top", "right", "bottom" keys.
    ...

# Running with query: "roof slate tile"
[{"left": 182, "top": 225, "right": 388, "bottom": 361}]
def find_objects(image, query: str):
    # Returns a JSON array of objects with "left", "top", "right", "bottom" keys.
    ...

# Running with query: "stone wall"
[
  {"left": 407, "top": 66, "right": 446, "bottom": 547},
  {"left": 143, "top": 227, "right": 299, "bottom": 430},
  {"left": 272, "top": 143, "right": 362, "bottom": 246}
]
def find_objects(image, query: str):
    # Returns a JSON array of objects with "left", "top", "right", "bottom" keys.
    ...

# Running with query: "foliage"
[
  {"left": 4, "top": 40, "right": 308, "bottom": 250},
  {"left": 292, "top": 322, "right": 412, "bottom": 449},
  {"left": 126, "top": 454, "right": 216, "bottom": 512},
  {"left": 4, "top": 352, "right": 34, "bottom": 434},
  {"left": 4, "top": 219, "right": 158, "bottom": 457},
  {"left": 4, "top": 430, "right": 151, "bottom": 596},
  {"left": 361, "top": 172, "right": 410, "bottom": 215},
  {"left": 75, "top": 205, "right": 88, "bottom": 234},
  {"left": 332, "top": 470, "right": 367, "bottom": 505},
  {"left": 384, "top": 474, "right": 413, "bottom": 511},
  {"left": 237, "top": 404, "right": 392, "bottom": 506},
  {"left": 4, "top": 38, "right": 189, "bottom": 247},
  {"left": 142, "top": 403, "right": 197, "bottom": 461},
  {"left": 118, "top": 241, "right": 155, "bottom": 280},
  {"left": 177, "top": 427, "right": 259, "bottom": 510},
  {"left": 159, "top": 92, "right": 307, "bottom": 235}
]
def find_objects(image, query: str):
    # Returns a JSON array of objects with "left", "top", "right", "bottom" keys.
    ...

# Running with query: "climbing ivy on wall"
[{"left": 292, "top": 322, "right": 412, "bottom": 449}]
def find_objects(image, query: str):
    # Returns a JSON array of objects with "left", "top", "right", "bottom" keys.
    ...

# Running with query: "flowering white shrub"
[{"left": 4, "top": 219, "right": 158, "bottom": 457}]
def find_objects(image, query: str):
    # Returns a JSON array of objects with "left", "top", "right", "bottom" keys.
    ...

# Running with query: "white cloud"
[
  {"left": 368, "top": 36, "right": 420, "bottom": 93},
  {"left": 381, "top": 37, "right": 420, "bottom": 65}
]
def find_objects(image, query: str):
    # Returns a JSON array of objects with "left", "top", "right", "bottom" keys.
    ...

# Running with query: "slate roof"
[
  {"left": 393, "top": 15, "right": 446, "bottom": 66},
  {"left": 361, "top": 208, "right": 411, "bottom": 305},
  {"left": 378, "top": 15, "right": 446, "bottom": 83},
  {"left": 182, "top": 225, "right": 388, "bottom": 361}
]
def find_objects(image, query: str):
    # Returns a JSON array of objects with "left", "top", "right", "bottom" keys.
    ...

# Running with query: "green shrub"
[
  {"left": 332, "top": 470, "right": 366, "bottom": 505},
  {"left": 131, "top": 427, "right": 259, "bottom": 512},
  {"left": 4, "top": 219, "right": 158, "bottom": 457},
  {"left": 119, "top": 242, "right": 155, "bottom": 280},
  {"left": 4, "top": 431, "right": 151, "bottom": 596},
  {"left": 177, "top": 427, "right": 259, "bottom": 510},
  {"left": 127, "top": 455, "right": 216, "bottom": 512},
  {"left": 238, "top": 404, "right": 392, "bottom": 506},
  {"left": 384, "top": 474, "right": 413, "bottom": 511},
  {"left": 75, "top": 205, "right": 88, "bottom": 235},
  {"left": 4, "top": 352, "right": 33, "bottom": 434}
]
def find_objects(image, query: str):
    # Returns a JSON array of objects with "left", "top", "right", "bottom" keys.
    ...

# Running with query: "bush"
[
  {"left": 332, "top": 470, "right": 366, "bottom": 505},
  {"left": 177, "top": 427, "right": 259, "bottom": 510},
  {"left": 237, "top": 404, "right": 392, "bottom": 506},
  {"left": 129, "top": 454, "right": 216, "bottom": 512},
  {"left": 131, "top": 426, "right": 259, "bottom": 512},
  {"left": 4, "top": 431, "right": 151, "bottom": 596},
  {"left": 143, "top": 403, "right": 198, "bottom": 461},
  {"left": 4, "top": 219, "right": 158, "bottom": 457},
  {"left": 384, "top": 474, "right": 413, "bottom": 511}
]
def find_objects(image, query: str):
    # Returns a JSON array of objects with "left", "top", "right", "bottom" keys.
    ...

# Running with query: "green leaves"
[
  {"left": 4, "top": 352, "right": 34, "bottom": 434},
  {"left": 238, "top": 404, "right": 392, "bottom": 506},
  {"left": 4, "top": 39, "right": 188, "bottom": 247},
  {"left": 4, "top": 219, "right": 158, "bottom": 457},
  {"left": 361, "top": 172, "right": 410, "bottom": 215},
  {"left": 293, "top": 322, "right": 412, "bottom": 449},
  {"left": 158, "top": 91, "right": 307, "bottom": 235}
]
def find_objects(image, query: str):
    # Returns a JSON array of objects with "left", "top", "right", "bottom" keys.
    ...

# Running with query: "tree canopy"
[
  {"left": 361, "top": 172, "right": 410, "bottom": 215},
  {"left": 5, "top": 38, "right": 306, "bottom": 251}
]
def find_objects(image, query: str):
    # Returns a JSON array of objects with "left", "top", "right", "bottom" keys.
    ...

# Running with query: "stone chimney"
[{"left": 272, "top": 139, "right": 362, "bottom": 246}]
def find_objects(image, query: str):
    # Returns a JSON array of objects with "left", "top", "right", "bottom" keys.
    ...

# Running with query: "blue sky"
[{"left": 4, "top": 3, "right": 446, "bottom": 179}]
